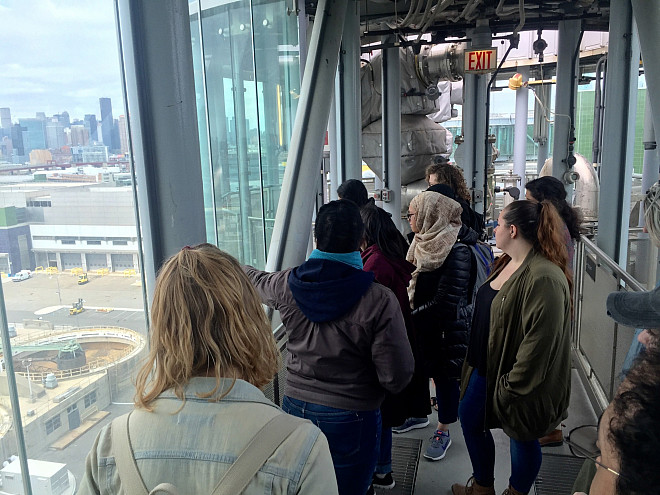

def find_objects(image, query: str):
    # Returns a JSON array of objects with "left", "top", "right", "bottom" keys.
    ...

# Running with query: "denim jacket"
[{"left": 78, "top": 377, "right": 338, "bottom": 495}]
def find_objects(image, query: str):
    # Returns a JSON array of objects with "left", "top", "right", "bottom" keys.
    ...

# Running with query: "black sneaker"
[{"left": 372, "top": 472, "right": 396, "bottom": 490}]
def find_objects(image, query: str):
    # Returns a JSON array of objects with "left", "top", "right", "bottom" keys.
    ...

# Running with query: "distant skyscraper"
[
  {"left": 84, "top": 114, "right": 98, "bottom": 142},
  {"left": 46, "top": 121, "right": 66, "bottom": 149},
  {"left": 118, "top": 115, "right": 129, "bottom": 154},
  {"left": 36, "top": 112, "right": 46, "bottom": 121},
  {"left": 70, "top": 125, "right": 90, "bottom": 146},
  {"left": 99, "top": 97, "right": 113, "bottom": 148},
  {"left": 10, "top": 125, "right": 25, "bottom": 156},
  {"left": 18, "top": 118, "right": 46, "bottom": 153},
  {"left": 60, "top": 111, "right": 70, "bottom": 128},
  {"left": 112, "top": 118, "right": 120, "bottom": 152},
  {"left": 0, "top": 108, "right": 11, "bottom": 129}
]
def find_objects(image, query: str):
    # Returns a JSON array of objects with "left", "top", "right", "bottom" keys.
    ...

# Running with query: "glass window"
[
  {"left": 0, "top": 2, "right": 148, "bottom": 491},
  {"left": 191, "top": 0, "right": 301, "bottom": 268}
]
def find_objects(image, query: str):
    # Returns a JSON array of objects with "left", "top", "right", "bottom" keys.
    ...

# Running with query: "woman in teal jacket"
[{"left": 452, "top": 200, "right": 572, "bottom": 495}]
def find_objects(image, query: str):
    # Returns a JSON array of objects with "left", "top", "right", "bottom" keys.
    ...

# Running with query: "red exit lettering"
[{"left": 465, "top": 49, "right": 497, "bottom": 72}]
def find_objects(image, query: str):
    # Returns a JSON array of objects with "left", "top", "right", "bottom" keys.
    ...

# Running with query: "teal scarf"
[{"left": 308, "top": 249, "right": 363, "bottom": 270}]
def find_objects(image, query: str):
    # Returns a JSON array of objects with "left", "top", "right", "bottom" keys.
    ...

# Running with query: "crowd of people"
[{"left": 77, "top": 166, "right": 660, "bottom": 495}]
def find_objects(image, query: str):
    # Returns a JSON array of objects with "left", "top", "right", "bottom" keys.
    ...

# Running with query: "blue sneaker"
[
  {"left": 424, "top": 430, "right": 452, "bottom": 460},
  {"left": 391, "top": 417, "right": 429, "bottom": 434}
]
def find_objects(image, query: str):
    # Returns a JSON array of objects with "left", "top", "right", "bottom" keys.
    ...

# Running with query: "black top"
[{"left": 466, "top": 282, "right": 498, "bottom": 376}]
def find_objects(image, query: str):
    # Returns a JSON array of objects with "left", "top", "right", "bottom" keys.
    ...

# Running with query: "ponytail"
[{"left": 501, "top": 200, "right": 573, "bottom": 299}]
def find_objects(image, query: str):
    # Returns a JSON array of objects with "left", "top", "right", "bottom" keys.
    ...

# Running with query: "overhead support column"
[
  {"left": 513, "top": 66, "right": 529, "bottom": 190},
  {"left": 381, "top": 36, "right": 402, "bottom": 228},
  {"left": 597, "top": 0, "right": 640, "bottom": 265},
  {"left": 461, "top": 21, "right": 491, "bottom": 215},
  {"left": 534, "top": 83, "right": 551, "bottom": 173},
  {"left": 334, "top": 0, "right": 362, "bottom": 183},
  {"left": 115, "top": 0, "right": 206, "bottom": 298},
  {"left": 637, "top": 94, "right": 659, "bottom": 288},
  {"left": 266, "top": 0, "right": 348, "bottom": 271},
  {"left": 552, "top": 19, "right": 581, "bottom": 196},
  {"left": 632, "top": 0, "right": 660, "bottom": 143}
]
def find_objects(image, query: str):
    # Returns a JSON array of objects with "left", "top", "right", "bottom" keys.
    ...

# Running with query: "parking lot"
[{"left": 2, "top": 271, "right": 147, "bottom": 334}]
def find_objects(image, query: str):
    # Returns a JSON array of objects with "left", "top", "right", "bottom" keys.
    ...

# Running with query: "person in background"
[
  {"left": 574, "top": 345, "right": 660, "bottom": 495},
  {"left": 399, "top": 191, "right": 475, "bottom": 464},
  {"left": 337, "top": 178, "right": 374, "bottom": 207},
  {"left": 425, "top": 160, "right": 485, "bottom": 236},
  {"left": 620, "top": 181, "right": 660, "bottom": 376},
  {"left": 244, "top": 200, "right": 414, "bottom": 495},
  {"left": 525, "top": 175, "right": 582, "bottom": 271},
  {"left": 524, "top": 176, "right": 582, "bottom": 447},
  {"left": 360, "top": 204, "right": 427, "bottom": 491},
  {"left": 452, "top": 200, "right": 572, "bottom": 495},
  {"left": 78, "top": 244, "right": 337, "bottom": 495}
]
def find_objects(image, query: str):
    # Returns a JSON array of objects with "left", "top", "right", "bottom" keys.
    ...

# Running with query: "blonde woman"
[{"left": 78, "top": 244, "right": 337, "bottom": 495}]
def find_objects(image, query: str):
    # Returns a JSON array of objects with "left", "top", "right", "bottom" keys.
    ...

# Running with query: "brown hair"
[
  {"left": 135, "top": 243, "right": 278, "bottom": 410},
  {"left": 425, "top": 162, "right": 471, "bottom": 202},
  {"left": 496, "top": 200, "right": 573, "bottom": 296}
]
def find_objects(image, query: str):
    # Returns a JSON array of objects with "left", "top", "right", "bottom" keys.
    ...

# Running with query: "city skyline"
[{"left": 0, "top": 0, "right": 124, "bottom": 120}]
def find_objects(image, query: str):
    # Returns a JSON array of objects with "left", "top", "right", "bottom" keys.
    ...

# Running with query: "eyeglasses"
[
  {"left": 406, "top": 212, "right": 415, "bottom": 220},
  {"left": 564, "top": 425, "right": 621, "bottom": 478}
]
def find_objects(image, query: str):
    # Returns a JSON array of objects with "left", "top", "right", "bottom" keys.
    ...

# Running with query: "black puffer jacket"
[{"left": 412, "top": 224, "right": 477, "bottom": 379}]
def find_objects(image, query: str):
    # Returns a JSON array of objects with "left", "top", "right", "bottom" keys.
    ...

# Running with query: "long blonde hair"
[{"left": 135, "top": 244, "right": 278, "bottom": 410}]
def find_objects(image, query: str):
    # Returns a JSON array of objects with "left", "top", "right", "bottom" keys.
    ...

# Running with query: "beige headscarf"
[{"left": 406, "top": 191, "right": 463, "bottom": 307}]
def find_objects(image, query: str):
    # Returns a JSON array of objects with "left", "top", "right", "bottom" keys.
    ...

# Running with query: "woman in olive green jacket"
[{"left": 452, "top": 200, "right": 572, "bottom": 495}]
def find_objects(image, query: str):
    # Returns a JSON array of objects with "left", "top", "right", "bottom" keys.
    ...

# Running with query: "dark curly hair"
[
  {"left": 609, "top": 345, "right": 660, "bottom": 494},
  {"left": 315, "top": 199, "right": 364, "bottom": 253},
  {"left": 525, "top": 176, "right": 582, "bottom": 241},
  {"left": 425, "top": 161, "right": 471, "bottom": 202}
]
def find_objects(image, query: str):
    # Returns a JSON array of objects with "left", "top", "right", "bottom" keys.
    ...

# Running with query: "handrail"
[{"left": 580, "top": 236, "right": 645, "bottom": 291}]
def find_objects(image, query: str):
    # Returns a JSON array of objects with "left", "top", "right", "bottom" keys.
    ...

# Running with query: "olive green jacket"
[{"left": 460, "top": 249, "right": 572, "bottom": 441}]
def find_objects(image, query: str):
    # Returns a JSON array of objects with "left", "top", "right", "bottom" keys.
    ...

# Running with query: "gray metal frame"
[
  {"left": 381, "top": 37, "right": 402, "bottom": 227},
  {"left": 597, "top": 0, "right": 640, "bottom": 265},
  {"left": 115, "top": 0, "right": 207, "bottom": 298}
]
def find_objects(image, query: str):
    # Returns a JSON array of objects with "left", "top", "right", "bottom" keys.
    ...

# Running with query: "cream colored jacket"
[{"left": 78, "top": 377, "right": 338, "bottom": 495}]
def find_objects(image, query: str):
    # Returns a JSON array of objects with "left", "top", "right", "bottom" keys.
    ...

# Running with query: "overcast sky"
[{"left": 0, "top": 0, "right": 124, "bottom": 122}]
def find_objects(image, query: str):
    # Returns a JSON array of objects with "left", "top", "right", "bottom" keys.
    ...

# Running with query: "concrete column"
[
  {"left": 381, "top": 38, "right": 402, "bottom": 228},
  {"left": 597, "top": 0, "right": 640, "bottom": 265},
  {"left": 106, "top": 253, "right": 112, "bottom": 270},
  {"left": 335, "top": 0, "right": 362, "bottom": 182},
  {"left": 266, "top": 0, "right": 348, "bottom": 271},
  {"left": 552, "top": 19, "right": 582, "bottom": 196},
  {"left": 56, "top": 252, "right": 62, "bottom": 272},
  {"left": 81, "top": 254, "right": 88, "bottom": 272},
  {"left": 115, "top": 0, "right": 206, "bottom": 298},
  {"left": 513, "top": 66, "right": 529, "bottom": 190}
]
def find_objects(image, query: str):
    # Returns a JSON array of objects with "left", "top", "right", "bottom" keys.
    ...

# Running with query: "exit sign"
[{"left": 465, "top": 49, "right": 498, "bottom": 73}]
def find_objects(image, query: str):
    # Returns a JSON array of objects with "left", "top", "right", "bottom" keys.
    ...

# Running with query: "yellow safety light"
[{"left": 508, "top": 73, "right": 525, "bottom": 90}]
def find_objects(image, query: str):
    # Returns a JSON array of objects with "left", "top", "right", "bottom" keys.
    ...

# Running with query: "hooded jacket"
[{"left": 244, "top": 260, "right": 414, "bottom": 411}]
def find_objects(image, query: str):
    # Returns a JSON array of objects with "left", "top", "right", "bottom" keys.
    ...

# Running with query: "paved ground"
[
  {"left": 2, "top": 272, "right": 147, "bottom": 334},
  {"left": 0, "top": 272, "right": 146, "bottom": 484}
]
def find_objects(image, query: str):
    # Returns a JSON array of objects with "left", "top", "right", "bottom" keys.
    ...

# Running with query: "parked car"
[{"left": 12, "top": 270, "right": 31, "bottom": 282}]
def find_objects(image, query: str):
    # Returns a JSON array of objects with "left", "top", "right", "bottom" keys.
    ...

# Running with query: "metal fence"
[{"left": 572, "top": 236, "right": 646, "bottom": 412}]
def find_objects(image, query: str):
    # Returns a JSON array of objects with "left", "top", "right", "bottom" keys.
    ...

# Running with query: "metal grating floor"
[
  {"left": 534, "top": 453, "right": 585, "bottom": 495},
  {"left": 375, "top": 437, "right": 422, "bottom": 495}
]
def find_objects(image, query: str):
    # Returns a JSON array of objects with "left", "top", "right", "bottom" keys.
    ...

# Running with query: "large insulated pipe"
[
  {"left": 513, "top": 66, "right": 529, "bottom": 191},
  {"left": 641, "top": 92, "right": 659, "bottom": 204},
  {"left": 416, "top": 43, "right": 465, "bottom": 85}
]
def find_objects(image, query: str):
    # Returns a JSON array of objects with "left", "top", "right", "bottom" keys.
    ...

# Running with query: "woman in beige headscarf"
[{"left": 394, "top": 190, "right": 477, "bottom": 464}]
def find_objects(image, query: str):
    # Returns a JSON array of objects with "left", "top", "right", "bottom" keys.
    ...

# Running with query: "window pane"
[{"left": 0, "top": 2, "right": 148, "bottom": 491}]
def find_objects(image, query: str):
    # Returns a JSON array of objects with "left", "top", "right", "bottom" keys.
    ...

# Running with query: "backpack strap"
[
  {"left": 210, "top": 413, "right": 305, "bottom": 495},
  {"left": 112, "top": 412, "right": 150, "bottom": 495}
]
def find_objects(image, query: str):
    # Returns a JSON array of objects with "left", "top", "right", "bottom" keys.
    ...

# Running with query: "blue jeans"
[
  {"left": 458, "top": 371, "right": 542, "bottom": 493},
  {"left": 282, "top": 396, "right": 381, "bottom": 495},
  {"left": 375, "top": 423, "right": 392, "bottom": 474}
]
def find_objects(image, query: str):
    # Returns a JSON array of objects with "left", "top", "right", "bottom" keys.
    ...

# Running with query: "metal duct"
[{"left": 416, "top": 43, "right": 465, "bottom": 85}]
